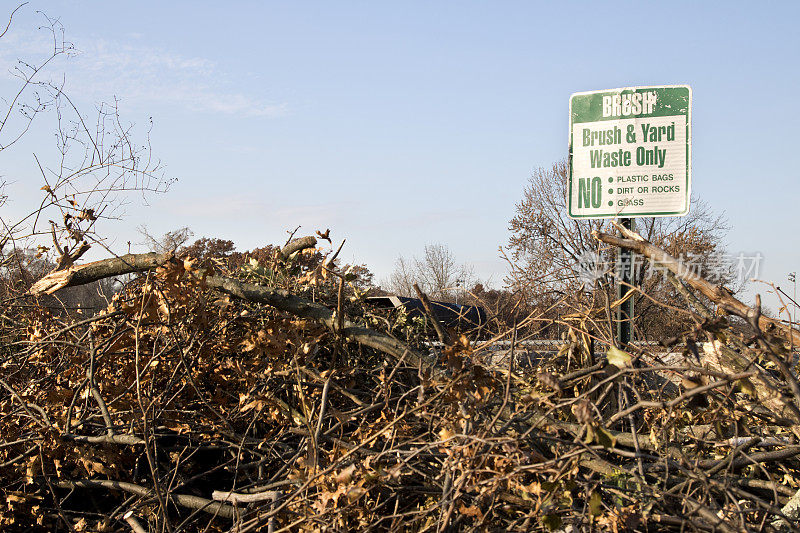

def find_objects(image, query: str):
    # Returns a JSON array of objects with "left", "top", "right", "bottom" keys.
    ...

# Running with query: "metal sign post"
[{"left": 617, "top": 218, "right": 635, "bottom": 347}]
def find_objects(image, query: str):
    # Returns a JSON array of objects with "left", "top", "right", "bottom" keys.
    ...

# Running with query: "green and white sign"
[{"left": 568, "top": 85, "right": 691, "bottom": 219}]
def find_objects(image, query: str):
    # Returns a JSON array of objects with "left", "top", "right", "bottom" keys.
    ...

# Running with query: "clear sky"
[{"left": 2, "top": 1, "right": 799, "bottom": 312}]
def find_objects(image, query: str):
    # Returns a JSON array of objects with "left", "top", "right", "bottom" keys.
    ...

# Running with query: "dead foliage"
[{"left": 2, "top": 231, "right": 800, "bottom": 532}]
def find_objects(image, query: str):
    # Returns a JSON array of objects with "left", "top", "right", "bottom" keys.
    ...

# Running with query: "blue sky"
[{"left": 2, "top": 1, "right": 799, "bottom": 312}]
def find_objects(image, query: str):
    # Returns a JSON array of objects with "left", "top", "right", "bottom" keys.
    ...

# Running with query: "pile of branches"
[{"left": 2, "top": 228, "right": 800, "bottom": 532}]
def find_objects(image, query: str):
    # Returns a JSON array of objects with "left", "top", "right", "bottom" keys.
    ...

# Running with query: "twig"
[
  {"left": 312, "top": 376, "right": 331, "bottom": 472},
  {"left": 413, "top": 283, "right": 450, "bottom": 345},
  {"left": 123, "top": 511, "right": 148, "bottom": 533}
]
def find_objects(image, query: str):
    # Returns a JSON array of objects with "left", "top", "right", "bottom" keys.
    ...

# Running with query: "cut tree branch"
[
  {"left": 55, "top": 479, "right": 236, "bottom": 519},
  {"left": 29, "top": 251, "right": 173, "bottom": 295},
  {"left": 592, "top": 222, "right": 800, "bottom": 346},
  {"left": 281, "top": 236, "right": 317, "bottom": 259},
  {"left": 27, "top": 252, "right": 434, "bottom": 370}
]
